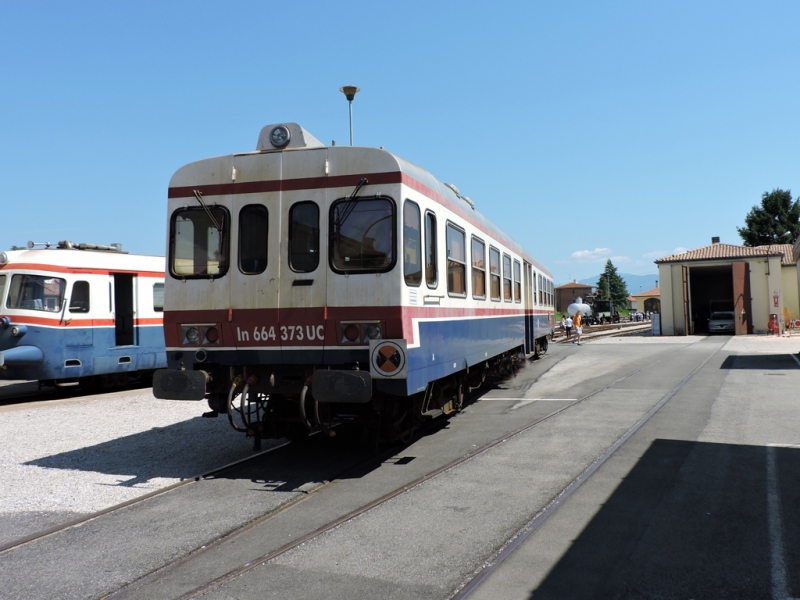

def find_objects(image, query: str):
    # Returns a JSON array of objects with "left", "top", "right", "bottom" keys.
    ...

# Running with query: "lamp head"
[{"left": 340, "top": 85, "right": 360, "bottom": 101}]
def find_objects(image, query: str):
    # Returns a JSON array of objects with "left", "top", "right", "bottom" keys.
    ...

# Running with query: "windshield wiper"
[
  {"left": 334, "top": 178, "right": 368, "bottom": 233},
  {"left": 193, "top": 190, "right": 222, "bottom": 231}
]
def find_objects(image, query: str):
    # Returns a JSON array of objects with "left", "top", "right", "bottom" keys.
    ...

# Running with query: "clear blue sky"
[{"left": 2, "top": 1, "right": 798, "bottom": 285}]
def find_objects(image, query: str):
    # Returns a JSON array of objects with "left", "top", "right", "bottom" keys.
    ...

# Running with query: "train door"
[
  {"left": 112, "top": 273, "right": 136, "bottom": 346},
  {"left": 523, "top": 261, "right": 534, "bottom": 353},
  {"left": 64, "top": 279, "right": 94, "bottom": 347},
  {"left": 277, "top": 149, "right": 329, "bottom": 362}
]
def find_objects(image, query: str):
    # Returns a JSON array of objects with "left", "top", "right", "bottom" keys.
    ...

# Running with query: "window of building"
[
  {"left": 514, "top": 260, "right": 521, "bottom": 303},
  {"left": 69, "top": 281, "right": 90, "bottom": 313},
  {"left": 239, "top": 204, "right": 268, "bottom": 275},
  {"left": 472, "top": 237, "right": 486, "bottom": 299},
  {"left": 425, "top": 211, "right": 437, "bottom": 287},
  {"left": 503, "top": 254, "right": 512, "bottom": 302},
  {"left": 403, "top": 200, "right": 422, "bottom": 286},
  {"left": 446, "top": 223, "right": 466, "bottom": 296},
  {"left": 330, "top": 197, "right": 394, "bottom": 273},
  {"left": 290, "top": 202, "right": 320, "bottom": 273}
]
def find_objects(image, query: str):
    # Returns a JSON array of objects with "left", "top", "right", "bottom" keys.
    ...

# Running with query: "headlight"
[
  {"left": 270, "top": 125, "right": 291, "bottom": 148},
  {"left": 364, "top": 324, "right": 382, "bottom": 341},
  {"left": 185, "top": 327, "right": 200, "bottom": 344}
]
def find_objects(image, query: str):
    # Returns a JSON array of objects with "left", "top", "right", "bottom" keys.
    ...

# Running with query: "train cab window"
[
  {"left": 330, "top": 197, "right": 395, "bottom": 273},
  {"left": 170, "top": 207, "right": 229, "bottom": 279},
  {"left": 503, "top": 254, "right": 512, "bottom": 302},
  {"left": 513, "top": 260, "right": 521, "bottom": 303},
  {"left": 446, "top": 223, "right": 466, "bottom": 297},
  {"left": 153, "top": 283, "right": 164, "bottom": 312},
  {"left": 489, "top": 247, "right": 501, "bottom": 301},
  {"left": 290, "top": 202, "right": 320, "bottom": 273},
  {"left": 7, "top": 274, "right": 66, "bottom": 312},
  {"left": 69, "top": 281, "right": 90, "bottom": 313},
  {"left": 425, "top": 211, "right": 438, "bottom": 287},
  {"left": 471, "top": 237, "right": 486, "bottom": 299},
  {"left": 239, "top": 204, "right": 269, "bottom": 275},
  {"left": 403, "top": 200, "right": 422, "bottom": 286}
]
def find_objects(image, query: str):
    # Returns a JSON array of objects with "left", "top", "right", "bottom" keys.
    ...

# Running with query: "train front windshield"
[
  {"left": 169, "top": 207, "right": 229, "bottom": 278},
  {"left": 6, "top": 274, "right": 66, "bottom": 312}
]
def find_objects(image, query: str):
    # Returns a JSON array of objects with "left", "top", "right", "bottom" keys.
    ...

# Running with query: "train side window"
[
  {"left": 503, "top": 254, "right": 512, "bottom": 302},
  {"left": 153, "top": 283, "right": 164, "bottom": 312},
  {"left": 532, "top": 271, "right": 537, "bottom": 305},
  {"left": 0, "top": 275, "right": 6, "bottom": 308},
  {"left": 425, "top": 211, "right": 438, "bottom": 288},
  {"left": 290, "top": 202, "right": 320, "bottom": 273},
  {"left": 69, "top": 281, "right": 90, "bottom": 313},
  {"left": 471, "top": 236, "right": 486, "bottom": 299},
  {"left": 403, "top": 200, "right": 422, "bottom": 286},
  {"left": 538, "top": 274, "right": 543, "bottom": 305},
  {"left": 239, "top": 204, "right": 268, "bottom": 275},
  {"left": 513, "top": 260, "right": 521, "bottom": 303},
  {"left": 330, "top": 196, "right": 395, "bottom": 273},
  {"left": 7, "top": 274, "right": 66, "bottom": 312},
  {"left": 169, "top": 207, "right": 229, "bottom": 279},
  {"left": 446, "top": 222, "right": 466, "bottom": 297},
  {"left": 489, "top": 247, "right": 501, "bottom": 301}
]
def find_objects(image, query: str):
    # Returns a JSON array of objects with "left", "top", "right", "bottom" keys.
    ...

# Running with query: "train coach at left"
[{"left": 0, "top": 241, "right": 167, "bottom": 387}]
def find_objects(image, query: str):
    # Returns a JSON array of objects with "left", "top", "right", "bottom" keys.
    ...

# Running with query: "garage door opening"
[{"left": 689, "top": 265, "right": 733, "bottom": 334}]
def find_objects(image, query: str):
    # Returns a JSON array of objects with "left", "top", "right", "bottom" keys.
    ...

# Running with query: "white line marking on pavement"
[
  {"left": 479, "top": 398, "right": 576, "bottom": 402},
  {"left": 766, "top": 445, "right": 798, "bottom": 600}
]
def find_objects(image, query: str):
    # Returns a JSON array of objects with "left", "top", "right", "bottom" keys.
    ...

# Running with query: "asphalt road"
[{"left": 1, "top": 335, "right": 799, "bottom": 600}]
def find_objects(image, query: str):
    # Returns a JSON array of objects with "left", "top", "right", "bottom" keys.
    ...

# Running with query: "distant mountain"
[{"left": 577, "top": 273, "right": 659, "bottom": 295}]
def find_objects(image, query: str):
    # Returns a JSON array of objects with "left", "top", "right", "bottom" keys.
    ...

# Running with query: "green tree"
[
  {"left": 596, "top": 260, "right": 629, "bottom": 311},
  {"left": 737, "top": 189, "right": 800, "bottom": 247}
]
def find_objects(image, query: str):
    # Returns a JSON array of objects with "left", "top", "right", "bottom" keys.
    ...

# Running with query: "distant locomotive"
[
  {"left": 0, "top": 241, "right": 166, "bottom": 388},
  {"left": 583, "top": 294, "right": 620, "bottom": 325},
  {"left": 153, "top": 123, "right": 555, "bottom": 445}
]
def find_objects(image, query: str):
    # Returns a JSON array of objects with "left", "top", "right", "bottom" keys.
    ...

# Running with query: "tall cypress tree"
[{"left": 596, "top": 260, "right": 629, "bottom": 311}]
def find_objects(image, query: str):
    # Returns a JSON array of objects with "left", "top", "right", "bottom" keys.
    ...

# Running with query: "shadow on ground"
[
  {"left": 720, "top": 354, "right": 799, "bottom": 370},
  {"left": 530, "top": 439, "right": 800, "bottom": 599}
]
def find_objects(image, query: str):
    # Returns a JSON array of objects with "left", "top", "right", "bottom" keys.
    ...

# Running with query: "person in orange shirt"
[{"left": 572, "top": 310, "right": 583, "bottom": 345}]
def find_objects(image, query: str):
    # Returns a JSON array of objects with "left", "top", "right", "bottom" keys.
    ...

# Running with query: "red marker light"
[
  {"left": 344, "top": 324, "right": 360, "bottom": 342},
  {"left": 205, "top": 327, "right": 219, "bottom": 343}
]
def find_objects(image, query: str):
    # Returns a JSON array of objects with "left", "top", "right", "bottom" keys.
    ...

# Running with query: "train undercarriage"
[{"left": 201, "top": 345, "right": 536, "bottom": 450}]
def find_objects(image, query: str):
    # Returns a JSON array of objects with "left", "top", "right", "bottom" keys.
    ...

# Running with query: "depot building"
[{"left": 655, "top": 237, "right": 800, "bottom": 335}]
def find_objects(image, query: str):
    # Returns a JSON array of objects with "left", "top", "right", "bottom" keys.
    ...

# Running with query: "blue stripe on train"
[{"left": 0, "top": 326, "right": 166, "bottom": 381}]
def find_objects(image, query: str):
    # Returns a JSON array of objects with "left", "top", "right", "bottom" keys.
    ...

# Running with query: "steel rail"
[
  {"left": 170, "top": 342, "right": 703, "bottom": 600},
  {"left": 450, "top": 342, "right": 722, "bottom": 599},
  {"left": 0, "top": 440, "right": 290, "bottom": 555}
]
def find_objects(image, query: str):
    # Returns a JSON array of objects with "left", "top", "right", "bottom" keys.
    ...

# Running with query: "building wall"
[
  {"left": 658, "top": 257, "right": 798, "bottom": 335},
  {"left": 556, "top": 287, "right": 592, "bottom": 314}
]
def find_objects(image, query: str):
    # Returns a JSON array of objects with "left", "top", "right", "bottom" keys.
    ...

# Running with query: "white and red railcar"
[{"left": 154, "top": 123, "right": 554, "bottom": 442}]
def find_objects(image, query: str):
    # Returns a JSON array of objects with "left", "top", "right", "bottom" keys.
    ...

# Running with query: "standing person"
[
  {"left": 560, "top": 315, "right": 566, "bottom": 335},
  {"left": 565, "top": 315, "right": 573, "bottom": 340},
  {"left": 572, "top": 310, "right": 583, "bottom": 345}
]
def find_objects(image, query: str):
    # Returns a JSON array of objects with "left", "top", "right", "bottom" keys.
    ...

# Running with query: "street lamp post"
[{"left": 339, "top": 85, "right": 360, "bottom": 146}]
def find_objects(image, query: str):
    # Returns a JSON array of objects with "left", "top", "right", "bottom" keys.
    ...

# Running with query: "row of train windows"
[
  {"left": 0, "top": 274, "right": 164, "bottom": 313},
  {"left": 169, "top": 199, "right": 553, "bottom": 306},
  {"left": 171, "top": 199, "right": 394, "bottom": 278},
  {"left": 402, "top": 200, "right": 553, "bottom": 305}
]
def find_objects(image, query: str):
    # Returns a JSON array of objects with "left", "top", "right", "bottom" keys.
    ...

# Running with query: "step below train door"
[
  {"left": 230, "top": 152, "right": 282, "bottom": 357},
  {"left": 278, "top": 148, "right": 329, "bottom": 364}
]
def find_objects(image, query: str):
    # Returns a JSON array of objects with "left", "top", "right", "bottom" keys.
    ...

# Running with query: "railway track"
[
  {"left": 0, "top": 338, "right": 723, "bottom": 600},
  {"left": 62, "top": 338, "right": 715, "bottom": 600}
]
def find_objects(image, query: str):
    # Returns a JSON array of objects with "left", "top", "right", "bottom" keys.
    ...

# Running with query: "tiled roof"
[
  {"left": 556, "top": 282, "right": 593, "bottom": 289},
  {"left": 655, "top": 243, "right": 796, "bottom": 266},
  {"left": 632, "top": 287, "right": 660, "bottom": 297}
]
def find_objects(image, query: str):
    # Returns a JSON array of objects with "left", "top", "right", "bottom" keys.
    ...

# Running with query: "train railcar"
[
  {"left": 153, "top": 123, "right": 555, "bottom": 444},
  {"left": 0, "top": 241, "right": 167, "bottom": 387}
]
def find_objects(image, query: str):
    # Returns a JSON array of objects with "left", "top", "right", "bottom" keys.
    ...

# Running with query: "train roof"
[
  {"left": 169, "top": 123, "right": 552, "bottom": 277},
  {"left": 0, "top": 245, "right": 164, "bottom": 275}
]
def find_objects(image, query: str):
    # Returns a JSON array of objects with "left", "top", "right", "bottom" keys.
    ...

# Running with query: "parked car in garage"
[{"left": 708, "top": 311, "right": 735, "bottom": 333}]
